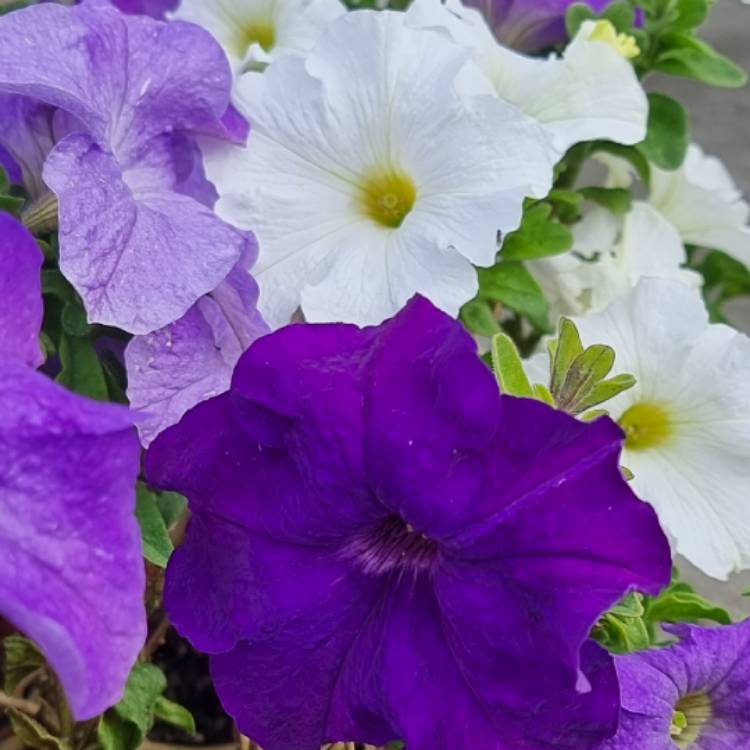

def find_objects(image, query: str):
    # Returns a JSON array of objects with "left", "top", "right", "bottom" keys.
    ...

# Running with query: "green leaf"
[
  {"left": 490, "top": 333, "right": 534, "bottom": 398},
  {"left": 156, "top": 491, "right": 188, "bottom": 529},
  {"left": 501, "top": 203, "right": 574, "bottom": 261},
  {"left": 556, "top": 344, "right": 615, "bottom": 411},
  {"left": 638, "top": 93, "right": 689, "bottom": 170},
  {"left": 61, "top": 301, "right": 91, "bottom": 337},
  {"left": 0, "top": 194, "right": 24, "bottom": 214},
  {"left": 459, "top": 298, "right": 501, "bottom": 337},
  {"left": 672, "top": 0, "right": 710, "bottom": 31},
  {"left": 574, "top": 373, "right": 637, "bottom": 414},
  {"left": 136, "top": 483, "right": 174, "bottom": 568},
  {"left": 644, "top": 581, "right": 731, "bottom": 628},
  {"left": 601, "top": 1, "right": 635, "bottom": 33},
  {"left": 565, "top": 2, "right": 595, "bottom": 38},
  {"left": 655, "top": 33, "right": 748, "bottom": 88},
  {"left": 580, "top": 186, "right": 633, "bottom": 215},
  {"left": 550, "top": 317, "right": 583, "bottom": 397},
  {"left": 153, "top": 697, "right": 196, "bottom": 735},
  {"left": 98, "top": 664, "right": 167, "bottom": 750},
  {"left": 55, "top": 333, "right": 108, "bottom": 401},
  {"left": 41, "top": 269, "right": 75, "bottom": 303},
  {"left": 476, "top": 263, "right": 551, "bottom": 331}
]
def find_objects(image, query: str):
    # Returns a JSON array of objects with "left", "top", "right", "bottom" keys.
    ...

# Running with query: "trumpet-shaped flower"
[
  {"left": 601, "top": 620, "right": 750, "bottom": 750},
  {"left": 529, "top": 202, "right": 701, "bottom": 318},
  {"left": 0, "top": 214, "right": 144, "bottom": 719},
  {"left": 146, "top": 296, "right": 670, "bottom": 750},
  {"left": 409, "top": 0, "right": 647, "bottom": 168},
  {"left": 170, "top": 0, "right": 345, "bottom": 73},
  {"left": 463, "top": 0, "right": 610, "bottom": 52},
  {"left": 0, "top": 0, "right": 252, "bottom": 334},
  {"left": 204, "top": 8, "right": 554, "bottom": 327},
  {"left": 530, "top": 278, "right": 750, "bottom": 579}
]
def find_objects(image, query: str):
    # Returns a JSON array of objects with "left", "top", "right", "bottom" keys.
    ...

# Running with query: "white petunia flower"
[
  {"left": 170, "top": 0, "right": 345, "bottom": 72},
  {"left": 408, "top": 0, "right": 648, "bottom": 184},
  {"left": 528, "top": 202, "right": 701, "bottom": 318},
  {"left": 204, "top": 9, "right": 554, "bottom": 327},
  {"left": 600, "top": 144, "right": 750, "bottom": 266},
  {"left": 530, "top": 278, "right": 750, "bottom": 580}
]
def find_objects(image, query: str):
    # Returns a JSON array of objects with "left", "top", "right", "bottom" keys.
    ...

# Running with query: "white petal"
[
  {"left": 206, "top": 10, "right": 552, "bottom": 326},
  {"left": 650, "top": 143, "right": 750, "bottom": 266}
]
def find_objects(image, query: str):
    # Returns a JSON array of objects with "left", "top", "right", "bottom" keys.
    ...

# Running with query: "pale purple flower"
[
  {"left": 601, "top": 620, "right": 750, "bottom": 749},
  {"left": 110, "top": 0, "right": 178, "bottom": 18},
  {"left": 146, "top": 296, "right": 671, "bottom": 750},
  {"left": 126, "top": 255, "right": 268, "bottom": 446},
  {"left": 0, "top": 0, "right": 252, "bottom": 334},
  {"left": 465, "top": 0, "right": 611, "bottom": 51},
  {"left": 0, "top": 213, "right": 145, "bottom": 719}
]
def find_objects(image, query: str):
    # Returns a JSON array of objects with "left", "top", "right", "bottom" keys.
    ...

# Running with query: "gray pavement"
[{"left": 652, "top": 0, "right": 750, "bottom": 615}]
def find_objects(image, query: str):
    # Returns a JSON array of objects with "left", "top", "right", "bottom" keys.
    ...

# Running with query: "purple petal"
[
  {"left": 364, "top": 295, "right": 502, "bottom": 538},
  {"left": 0, "top": 361, "right": 144, "bottom": 720},
  {"left": 109, "top": 0, "right": 178, "bottom": 19},
  {"left": 43, "top": 133, "right": 246, "bottom": 333},
  {"left": 125, "top": 262, "right": 267, "bottom": 446},
  {"left": 0, "top": 143, "right": 21, "bottom": 185},
  {"left": 0, "top": 95, "right": 57, "bottom": 199},
  {"left": 0, "top": 1, "right": 232, "bottom": 166},
  {"left": 0, "top": 213, "right": 44, "bottom": 367},
  {"left": 465, "top": 0, "right": 612, "bottom": 52}
]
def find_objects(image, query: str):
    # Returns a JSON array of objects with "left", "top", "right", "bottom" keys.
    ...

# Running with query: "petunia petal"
[
  {"left": 0, "top": 214, "right": 44, "bottom": 368},
  {"left": 44, "top": 133, "right": 247, "bottom": 333},
  {"left": 0, "top": 362, "right": 144, "bottom": 720}
]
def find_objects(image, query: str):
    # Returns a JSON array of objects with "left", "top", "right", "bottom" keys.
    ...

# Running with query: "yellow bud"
[{"left": 588, "top": 20, "right": 640, "bottom": 60}]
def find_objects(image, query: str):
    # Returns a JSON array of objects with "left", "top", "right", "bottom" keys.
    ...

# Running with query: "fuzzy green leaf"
[
  {"left": 639, "top": 93, "right": 689, "bottom": 170},
  {"left": 476, "top": 263, "right": 551, "bottom": 332},
  {"left": 135, "top": 484, "right": 174, "bottom": 568},
  {"left": 490, "top": 333, "right": 534, "bottom": 398},
  {"left": 501, "top": 203, "right": 574, "bottom": 261}
]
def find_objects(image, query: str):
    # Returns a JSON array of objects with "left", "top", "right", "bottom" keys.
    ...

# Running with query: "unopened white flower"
[
  {"left": 408, "top": 0, "right": 648, "bottom": 180},
  {"left": 600, "top": 144, "right": 750, "bottom": 266},
  {"left": 531, "top": 278, "right": 750, "bottom": 580},
  {"left": 529, "top": 202, "right": 700, "bottom": 317},
  {"left": 170, "top": 0, "right": 345, "bottom": 72},
  {"left": 204, "top": 9, "right": 554, "bottom": 327}
]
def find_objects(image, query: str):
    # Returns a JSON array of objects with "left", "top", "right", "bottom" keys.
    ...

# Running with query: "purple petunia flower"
[
  {"left": 600, "top": 620, "right": 750, "bottom": 750},
  {"left": 146, "top": 296, "right": 671, "bottom": 750},
  {"left": 109, "top": 0, "right": 179, "bottom": 19},
  {"left": 0, "top": 0, "right": 252, "bottom": 334},
  {"left": 0, "top": 213, "right": 145, "bottom": 719},
  {"left": 464, "top": 0, "right": 611, "bottom": 51}
]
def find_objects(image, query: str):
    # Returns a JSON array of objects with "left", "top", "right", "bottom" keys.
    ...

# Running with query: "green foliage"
[
  {"left": 98, "top": 664, "right": 195, "bottom": 750},
  {"left": 135, "top": 484, "right": 175, "bottom": 568},
  {"left": 692, "top": 249, "right": 750, "bottom": 323},
  {"left": 459, "top": 298, "right": 501, "bottom": 337},
  {"left": 643, "top": 576, "right": 732, "bottom": 633},
  {"left": 594, "top": 593, "right": 651, "bottom": 653},
  {"left": 0, "top": 166, "right": 24, "bottom": 215},
  {"left": 639, "top": 93, "right": 689, "bottom": 170},
  {"left": 500, "top": 202, "right": 574, "bottom": 261},
  {"left": 545, "top": 317, "right": 636, "bottom": 415},
  {"left": 579, "top": 186, "right": 633, "bottom": 215},
  {"left": 565, "top": 1, "right": 634, "bottom": 38},
  {"left": 476, "top": 262, "right": 551, "bottom": 332},
  {"left": 590, "top": 141, "right": 651, "bottom": 186},
  {"left": 490, "top": 333, "right": 535, "bottom": 398}
]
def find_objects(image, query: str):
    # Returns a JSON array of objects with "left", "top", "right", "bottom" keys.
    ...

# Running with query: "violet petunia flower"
[
  {"left": 125, "top": 254, "right": 269, "bottom": 447},
  {"left": 146, "top": 296, "right": 671, "bottom": 750},
  {"left": 601, "top": 620, "right": 750, "bottom": 750},
  {"left": 109, "top": 0, "right": 178, "bottom": 19},
  {"left": 0, "top": 0, "right": 251, "bottom": 334},
  {"left": 465, "top": 0, "right": 611, "bottom": 51},
  {"left": 0, "top": 213, "right": 145, "bottom": 719}
]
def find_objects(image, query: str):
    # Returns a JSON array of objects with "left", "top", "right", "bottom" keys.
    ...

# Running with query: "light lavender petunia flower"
[
  {"left": 0, "top": 0, "right": 252, "bottom": 334},
  {"left": 0, "top": 213, "right": 145, "bottom": 719},
  {"left": 601, "top": 620, "right": 750, "bottom": 749}
]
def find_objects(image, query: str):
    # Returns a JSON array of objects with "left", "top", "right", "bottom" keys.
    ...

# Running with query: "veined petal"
[
  {"left": 43, "top": 133, "right": 247, "bottom": 334},
  {"left": 0, "top": 362, "right": 144, "bottom": 720},
  {"left": 0, "top": 214, "right": 44, "bottom": 368}
]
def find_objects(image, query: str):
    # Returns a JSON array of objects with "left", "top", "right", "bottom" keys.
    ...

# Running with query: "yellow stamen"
[
  {"left": 588, "top": 20, "right": 640, "bottom": 60},
  {"left": 619, "top": 402, "right": 673, "bottom": 450},
  {"left": 235, "top": 22, "right": 276, "bottom": 55},
  {"left": 671, "top": 693, "right": 712, "bottom": 748},
  {"left": 357, "top": 168, "right": 416, "bottom": 229}
]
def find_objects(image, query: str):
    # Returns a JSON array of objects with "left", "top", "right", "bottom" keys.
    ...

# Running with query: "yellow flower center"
[
  {"left": 588, "top": 20, "right": 640, "bottom": 60},
  {"left": 619, "top": 402, "right": 673, "bottom": 450},
  {"left": 670, "top": 693, "right": 712, "bottom": 748},
  {"left": 235, "top": 21, "right": 276, "bottom": 55},
  {"left": 357, "top": 168, "right": 416, "bottom": 228}
]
